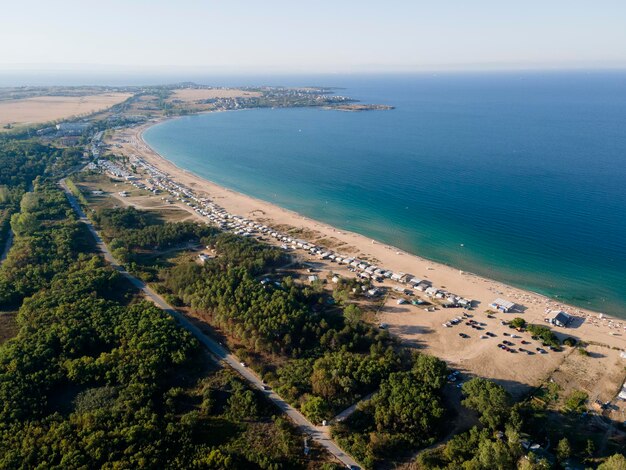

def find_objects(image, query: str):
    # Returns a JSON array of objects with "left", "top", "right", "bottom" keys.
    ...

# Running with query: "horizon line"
[{"left": 2, "top": 62, "right": 626, "bottom": 76}]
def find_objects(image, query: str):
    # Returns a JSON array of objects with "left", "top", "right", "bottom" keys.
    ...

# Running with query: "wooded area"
[{"left": 0, "top": 129, "right": 623, "bottom": 469}]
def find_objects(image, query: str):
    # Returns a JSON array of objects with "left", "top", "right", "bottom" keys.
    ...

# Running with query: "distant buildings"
[
  {"left": 36, "top": 126, "right": 56, "bottom": 136},
  {"left": 99, "top": 153, "right": 481, "bottom": 315},
  {"left": 36, "top": 121, "right": 92, "bottom": 139},
  {"left": 56, "top": 122, "right": 91, "bottom": 135},
  {"left": 198, "top": 254, "right": 211, "bottom": 264}
]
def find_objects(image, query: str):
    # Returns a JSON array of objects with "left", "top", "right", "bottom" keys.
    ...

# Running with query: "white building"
[{"left": 490, "top": 298, "right": 515, "bottom": 313}]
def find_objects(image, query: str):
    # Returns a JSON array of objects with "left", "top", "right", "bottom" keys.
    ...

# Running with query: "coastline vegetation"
[
  {"left": 0, "top": 91, "right": 623, "bottom": 469},
  {"left": 80, "top": 203, "right": 451, "bottom": 465},
  {"left": 0, "top": 141, "right": 334, "bottom": 468}
]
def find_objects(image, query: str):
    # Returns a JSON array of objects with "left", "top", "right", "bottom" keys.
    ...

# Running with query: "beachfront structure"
[
  {"left": 367, "top": 287, "right": 383, "bottom": 297},
  {"left": 116, "top": 156, "right": 478, "bottom": 321},
  {"left": 547, "top": 311, "right": 572, "bottom": 327},
  {"left": 619, "top": 379, "right": 626, "bottom": 400},
  {"left": 490, "top": 298, "right": 515, "bottom": 313},
  {"left": 425, "top": 287, "right": 439, "bottom": 297}
]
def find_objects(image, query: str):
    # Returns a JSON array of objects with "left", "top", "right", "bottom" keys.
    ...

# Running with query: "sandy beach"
[{"left": 107, "top": 117, "right": 626, "bottom": 402}]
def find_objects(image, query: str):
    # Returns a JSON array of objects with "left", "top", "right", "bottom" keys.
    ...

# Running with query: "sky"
[{"left": 3, "top": 0, "right": 626, "bottom": 74}]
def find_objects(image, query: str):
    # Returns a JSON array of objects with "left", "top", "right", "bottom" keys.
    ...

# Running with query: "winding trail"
[{"left": 59, "top": 178, "right": 360, "bottom": 469}]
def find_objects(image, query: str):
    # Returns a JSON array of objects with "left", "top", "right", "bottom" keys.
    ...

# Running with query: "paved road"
[{"left": 59, "top": 179, "right": 360, "bottom": 469}]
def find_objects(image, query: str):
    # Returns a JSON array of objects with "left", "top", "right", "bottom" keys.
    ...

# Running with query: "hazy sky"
[{"left": 3, "top": 0, "right": 626, "bottom": 73}]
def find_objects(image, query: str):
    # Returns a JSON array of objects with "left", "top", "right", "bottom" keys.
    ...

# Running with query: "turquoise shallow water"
[{"left": 144, "top": 72, "right": 626, "bottom": 317}]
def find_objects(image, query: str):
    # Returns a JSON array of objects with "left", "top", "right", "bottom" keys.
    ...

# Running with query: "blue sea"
[{"left": 143, "top": 72, "right": 626, "bottom": 317}]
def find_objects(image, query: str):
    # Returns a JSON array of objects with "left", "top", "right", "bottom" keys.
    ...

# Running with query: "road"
[
  {"left": 333, "top": 392, "right": 375, "bottom": 424},
  {"left": 59, "top": 179, "right": 360, "bottom": 469}
]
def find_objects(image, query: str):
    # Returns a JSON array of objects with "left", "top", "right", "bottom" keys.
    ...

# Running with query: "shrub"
[
  {"left": 564, "top": 390, "right": 588, "bottom": 413},
  {"left": 563, "top": 337, "right": 577, "bottom": 347}
]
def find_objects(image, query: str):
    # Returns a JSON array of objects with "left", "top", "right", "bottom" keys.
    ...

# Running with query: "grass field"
[
  {"left": 0, "top": 92, "right": 132, "bottom": 130},
  {"left": 169, "top": 88, "right": 261, "bottom": 102}
]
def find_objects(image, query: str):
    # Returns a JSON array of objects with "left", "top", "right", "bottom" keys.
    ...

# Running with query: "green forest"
[
  {"left": 0, "top": 141, "right": 335, "bottom": 469},
  {"left": 0, "top": 130, "right": 624, "bottom": 469}
]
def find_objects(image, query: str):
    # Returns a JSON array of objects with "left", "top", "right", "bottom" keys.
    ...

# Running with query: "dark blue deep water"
[{"left": 144, "top": 72, "right": 626, "bottom": 316}]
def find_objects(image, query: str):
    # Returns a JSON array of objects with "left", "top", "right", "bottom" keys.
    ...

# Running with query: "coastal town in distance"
[
  {"left": 0, "top": 81, "right": 624, "bottom": 469},
  {"left": 3, "top": 1, "right": 626, "bottom": 467}
]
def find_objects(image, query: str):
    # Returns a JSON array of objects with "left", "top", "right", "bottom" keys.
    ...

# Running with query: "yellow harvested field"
[
  {"left": 170, "top": 88, "right": 261, "bottom": 102},
  {"left": 0, "top": 93, "right": 132, "bottom": 129}
]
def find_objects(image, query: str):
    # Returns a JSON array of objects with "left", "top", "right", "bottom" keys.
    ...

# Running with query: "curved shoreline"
[
  {"left": 139, "top": 116, "right": 610, "bottom": 311},
  {"left": 138, "top": 117, "right": 512, "bottom": 293},
  {"left": 111, "top": 116, "right": 624, "bottom": 350}
]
